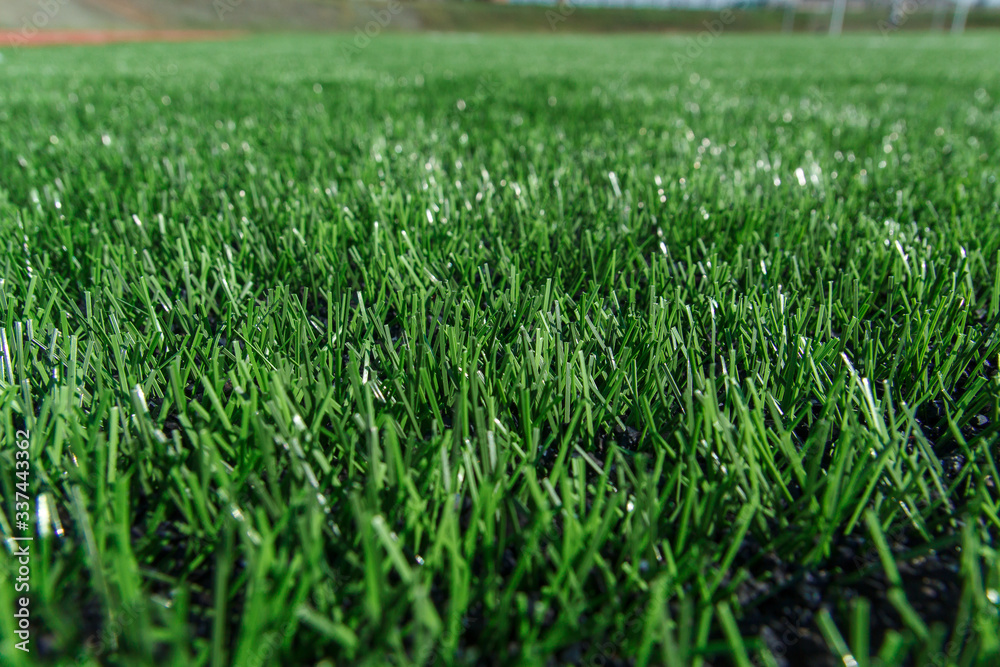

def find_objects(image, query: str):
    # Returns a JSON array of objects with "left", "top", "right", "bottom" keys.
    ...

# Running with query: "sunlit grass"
[{"left": 0, "top": 33, "right": 999, "bottom": 667}]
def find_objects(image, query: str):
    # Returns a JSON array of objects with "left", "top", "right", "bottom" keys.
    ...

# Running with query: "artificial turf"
[{"left": 0, "top": 32, "right": 999, "bottom": 667}]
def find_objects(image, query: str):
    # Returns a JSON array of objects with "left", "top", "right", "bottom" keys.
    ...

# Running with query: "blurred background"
[{"left": 2, "top": 0, "right": 999, "bottom": 42}]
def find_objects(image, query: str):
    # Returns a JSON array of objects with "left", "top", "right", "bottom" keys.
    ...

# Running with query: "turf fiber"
[{"left": 0, "top": 32, "right": 999, "bottom": 667}]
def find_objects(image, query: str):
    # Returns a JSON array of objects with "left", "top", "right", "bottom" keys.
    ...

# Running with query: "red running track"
[{"left": 0, "top": 29, "right": 244, "bottom": 47}]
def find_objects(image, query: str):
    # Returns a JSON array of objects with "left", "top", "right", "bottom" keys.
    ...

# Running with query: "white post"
[
  {"left": 951, "top": 0, "right": 971, "bottom": 34},
  {"left": 782, "top": 0, "right": 797, "bottom": 31},
  {"left": 830, "top": 0, "right": 848, "bottom": 35}
]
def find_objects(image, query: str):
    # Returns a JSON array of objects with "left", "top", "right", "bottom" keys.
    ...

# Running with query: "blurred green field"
[
  {"left": 5, "top": 0, "right": 1000, "bottom": 34},
  {"left": 1, "top": 33, "right": 999, "bottom": 667}
]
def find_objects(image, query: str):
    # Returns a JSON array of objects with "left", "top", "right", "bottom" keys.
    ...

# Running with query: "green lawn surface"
[{"left": 0, "top": 33, "right": 999, "bottom": 667}]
